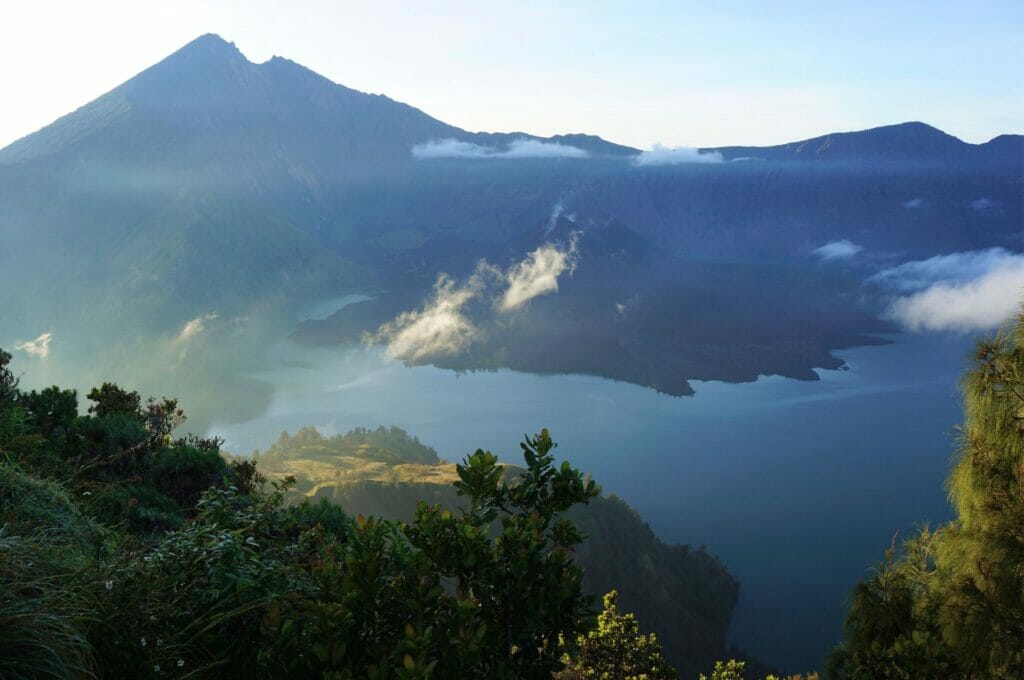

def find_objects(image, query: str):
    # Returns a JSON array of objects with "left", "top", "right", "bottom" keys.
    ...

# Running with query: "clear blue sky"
[{"left": 1, "top": 0, "right": 1021, "bottom": 149}]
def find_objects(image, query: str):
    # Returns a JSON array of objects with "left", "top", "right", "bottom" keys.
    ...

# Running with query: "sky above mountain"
[{"left": 2, "top": 0, "right": 1022, "bottom": 151}]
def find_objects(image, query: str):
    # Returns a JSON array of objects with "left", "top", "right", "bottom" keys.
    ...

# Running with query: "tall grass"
[
  {"left": 0, "top": 464, "right": 99, "bottom": 678},
  {"left": 0, "top": 532, "right": 97, "bottom": 679}
]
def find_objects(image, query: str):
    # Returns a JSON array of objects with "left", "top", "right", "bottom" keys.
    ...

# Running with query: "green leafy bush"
[
  {"left": 561, "top": 590, "right": 676, "bottom": 679},
  {"left": 0, "top": 354, "right": 610, "bottom": 677},
  {"left": 147, "top": 442, "right": 229, "bottom": 509}
]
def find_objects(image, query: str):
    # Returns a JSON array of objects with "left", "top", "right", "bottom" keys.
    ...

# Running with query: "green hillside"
[{"left": 246, "top": 426, "right": 742, "bottom": 676}]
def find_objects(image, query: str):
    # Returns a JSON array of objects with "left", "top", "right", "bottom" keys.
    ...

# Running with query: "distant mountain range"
[
  {"left": 710, "top": 120, "right": 1021, "bottom": 163},
  {"left": 3, "top": 34, "right": 1019, "bottom": 168},
  {"left": 0, "top": 33, "right": 1020, "bottom": 428}
]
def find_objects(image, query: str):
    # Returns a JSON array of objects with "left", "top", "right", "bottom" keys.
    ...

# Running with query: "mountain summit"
[
  {"left": 0, "top": 32, "right": 1019, "bottom": 427},
  {"left": 154, "top": 32, "right": 248, "bottom": 69},
  {"left": 0, "top": 33, "right": 632, "bottom": 168},
  {"left": 2, "top": 34, "right": 1018, "bottom": 167},
  {"left": 0, "top": 34, "right": 454, "bottom": 167}
]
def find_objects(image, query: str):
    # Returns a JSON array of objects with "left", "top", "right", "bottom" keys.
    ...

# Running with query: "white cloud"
[
  {"left": 411, "top": 139, "right": 491, "bottom": 159},
  {"left": 16, "top": 332, "right": 53, "bottom": 359},
  {"left": 813, "top": 239, "right": 863, "bottom": 260},
  {"left": 369, "top": 268, "right": 491, "bottom": 362},
  {"left": 632, "top": 145, "right": 723, "bottom": 166},
  {"left": 179, "top": 318, "right": 205, "bottom": 341},
  {"left": 371, "top": 235, "right": 582, "bottom": 359},
  {"left": 970, "top": 197, "right": 994, "bottom": 210},
  {"left": 500, "top": 234, "right": 579, "bottom": 311},
  {"left": 902, "top": 198, "right": 923, "bottom": 209},
  {"left": 411, "top": 137, "right": 588, "bottom": 160},
  {"left": 878, "top": 249, "right": 1024, "bottom": 331},
  {"left": 869, "top": 247, "right": 1020, "bottom": 292},
  {"left": 501, "top": 139, "right": 588, "bottom": 158},
  {"left": 615, "top": 294, "right": 640, "bottom": 318},
  {"left": 542, "top": 198, "right": 577, "bottom": 237},
  {"left": 544, "top": 199, "right": 566, "bottom": 237},
  {"left": 177, "top": 313, "right": 218, "bottom": 342}
]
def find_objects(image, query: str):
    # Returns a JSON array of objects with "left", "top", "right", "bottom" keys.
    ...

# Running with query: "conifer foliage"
[{"left": 830, "top": 311, "right": 1024, "bottom": 678}]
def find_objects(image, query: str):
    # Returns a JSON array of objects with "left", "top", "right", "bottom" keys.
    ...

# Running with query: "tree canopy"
[
  {"left": 0, "top": 354, "right": 614, "bottom": 677},
  {"left": 830, "top": 312, "right": 1024, "bottom": 678}
]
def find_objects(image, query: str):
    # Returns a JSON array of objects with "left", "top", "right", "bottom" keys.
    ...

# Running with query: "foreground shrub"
[
  {"left": 830, "top": 312, "right": 1024, "bottom": 678},
  {"left": 1, "top": 355, "right": 603, "bottom": 679},
  {"left": 561, "top": 589, "right": 676, "bottom": 679}
]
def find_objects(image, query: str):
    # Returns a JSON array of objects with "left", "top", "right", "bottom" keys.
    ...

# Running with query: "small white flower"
[
  {"left": 177, "top": 659, "right": 185, "bottom": 668},
  {"left": 140, "top": 637, "right": 147, "bottom": 647},
  {"left": 154, "top": 665, "right": 160, "bottom": 672},
  {"left": 82, "top": 491, "right": 92, "bottom": 496},
  {"left": 105, "top": 580, "right": 114, "bottom": 590}
]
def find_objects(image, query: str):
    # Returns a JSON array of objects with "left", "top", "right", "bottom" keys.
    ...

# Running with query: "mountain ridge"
[
  {"left": 0, "top": 33, "right": 633, "bottom": 166},
  {"left": 707, "top": 121, "right": 1023, "bottom": 163},
  {"left": 1, "top": 31, "right": 1020, "bottom": 433},
  {"left": 2, "top": 34, "right": 1020, "bottom": 167}
]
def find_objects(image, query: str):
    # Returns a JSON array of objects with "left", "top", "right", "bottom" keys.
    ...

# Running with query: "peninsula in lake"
[{"left": 1, "top": 33, "right": 1020, "bottom": 415}]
